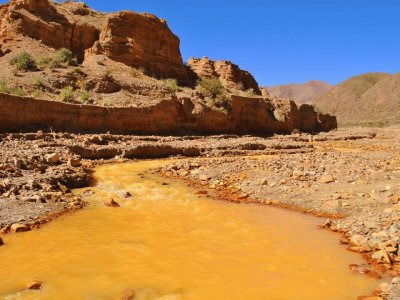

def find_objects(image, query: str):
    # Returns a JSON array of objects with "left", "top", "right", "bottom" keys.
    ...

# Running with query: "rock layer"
[
  {"left": 0, "top": 93, "right": 337, "bottom": 134},
  {"left": 187, "top": 57, "right": 261, "bottom": 94}
]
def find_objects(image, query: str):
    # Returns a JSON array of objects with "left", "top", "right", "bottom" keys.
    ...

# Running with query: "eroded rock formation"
[
  {"left": 187, "top": 57, "right": 261, "bottom": 94},
  {"left": 0, "top": 0, "right": 189, "bottom": 80},
  {"left": 0, "top": 93, "right": 337, "bottom": 134},
  {"left": 89, "top": 11, "right": 189, "bottom": 83}
]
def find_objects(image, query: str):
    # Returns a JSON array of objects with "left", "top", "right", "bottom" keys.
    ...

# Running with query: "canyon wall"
[{"left": 0, "top": 93, "right": 336, "bottom": 135}]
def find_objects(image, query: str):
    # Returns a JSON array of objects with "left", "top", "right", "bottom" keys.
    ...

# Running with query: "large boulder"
[
  {"left": 187, "top": 57, "right": 261, "bottom": 94},
  {"left": 89, "top": 11, "right": 189, "bottom": 83}
]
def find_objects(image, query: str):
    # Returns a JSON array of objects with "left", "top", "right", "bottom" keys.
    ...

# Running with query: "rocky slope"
[
  {"left": 314, "top": 73, "right": 400, "bottom": 127},
  {"left": 267, "top": 80, "right": 332, "bottom": 104}
]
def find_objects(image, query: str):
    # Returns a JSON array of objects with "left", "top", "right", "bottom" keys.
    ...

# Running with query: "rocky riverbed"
[{"left": 1, "top": 128, "right": 400, "bottom": 298}]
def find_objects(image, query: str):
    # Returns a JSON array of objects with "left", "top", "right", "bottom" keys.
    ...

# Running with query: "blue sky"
[{"left": 2, "top": 0, "right": 400, "bottom": 86}]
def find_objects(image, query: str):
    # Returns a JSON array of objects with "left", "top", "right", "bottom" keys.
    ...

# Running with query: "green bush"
[
  {"left": 11, "top": 87, "right": 27, "bottom": 97},
  {"left": 9, "top": 52, "right": 36, "bottom": 71},
  {"left": 196, "top": 78, "right": 225, "bottom": 98},
  {"left": 79, "top": 90, "right": 90, "bottom": 104},
  {"left": 33, "top": 75, "right": 45, "bottom": 87},
  {"left": 52, "top": 48, "right": 77, "bottom": 68},
  {"left": 60, "top": 86, "right": 75, "bottom": 103},
  {"left": 163, "top": 78, "right": 179, "bottom": 93},
  {"left": 0, "top": 79, "right": 10, "bottom": 94}
]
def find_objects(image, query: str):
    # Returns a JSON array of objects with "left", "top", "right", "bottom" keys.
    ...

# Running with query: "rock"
[
  {"left": 2, "top": 0, "right": 99, "bottom": 61},
  {"left": 350, "top": 234, "right": 368, "bottom": 247},
  {"left": 320, "top": 175, "right": 335, "bottom": 183},
  {"left": 26, "top": 280, "right": 42, "bottom": 290},
  {"left": 105, "top": 199, "right": 120, "bottom": 207},
  {"left": 118, "top": 288, "right": 135, "bottom": 300},
  {"left": 391, "top": 195, "right": 400, "bottom": 204},
  {"left": 259, "top": 179, "right": 269, "bottom": 186},
  {"left": 187, "top": 57, "right": 261, "bottom": 94},
  {"left": 372, "top": 249, "right": 392, "bottom": 264},
  {"left": 0, "top": 237, "right": 4, "bottom": 246},
  {"left": 45, "top": 153, "right": 60, "bottom": 164},
  {"left": 10, "top": 223, "right": 30, "bottom": 233},
  {"left": 89, "top": 11, "right": 189, "bottom": 83},
  {"left": 67, "top": 158, "right": 81, "bottom": 167},
  {"left": 364, "top": 220, "right": 379, "bottom": 229},
  {"left": 57, "top": 182, "right": 71, "bottom": 194},
  {"left": 388, "top": 277, "right": 400, "bottom": 300},
  {"left": 199, "top": 174, "right": 208, "bottom": 181}
]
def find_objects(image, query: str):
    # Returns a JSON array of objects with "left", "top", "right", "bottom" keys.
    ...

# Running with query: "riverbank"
[{"left": 1, "top": 128, "right": 400, "bottom": 298}]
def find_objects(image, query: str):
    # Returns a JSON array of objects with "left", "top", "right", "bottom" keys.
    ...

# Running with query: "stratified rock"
[
  {"left": 89, "top": 11, "right": 189, "bottom": 83},
  {"left": 187, "top": 57, "right": 261, "bottom": 94}
]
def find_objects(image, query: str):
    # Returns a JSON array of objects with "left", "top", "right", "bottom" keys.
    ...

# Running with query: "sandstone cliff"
[
  {"left": 187, "top": 57, "right": 261, "bottom": 94},
  {"left": 0, "top": 0, "right": 189, "bottom": 81}
]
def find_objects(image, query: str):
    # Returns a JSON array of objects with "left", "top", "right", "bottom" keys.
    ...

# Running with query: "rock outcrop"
[
  {"left": 0, "top": 0, "right": 100, "bottom": 61},
  {"left": 89, "top": 11, "right": 189, "bottom": 83},
  {"left": 0, "top": 93, "right": 336, "bottom": 135},
  {"left": 0, "top": 0, "right": 189, "bottom": 81},
  {"left": 187, "top": 57, "right": 261, "bottom": 94}
]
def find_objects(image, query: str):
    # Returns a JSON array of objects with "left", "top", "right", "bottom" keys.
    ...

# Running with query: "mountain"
[
  {"left": 266, "top": 81, "right": 333, "bottom": 104},
  {"left": 314, "top": 72, "right": 400, "bottom": 127}
]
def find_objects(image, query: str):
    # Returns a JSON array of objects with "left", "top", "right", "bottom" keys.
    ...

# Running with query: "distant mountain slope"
[
  {"left": 266, "top": 81, "right": 333, "bottom": 104},
  {"left": 314, "top": 72, "right": 400, "bottom": 127}
]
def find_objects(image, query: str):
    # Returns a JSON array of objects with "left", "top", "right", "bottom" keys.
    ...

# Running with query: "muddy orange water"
[{"left": 0, "top": 160, "right": 381, "bottom": 299}]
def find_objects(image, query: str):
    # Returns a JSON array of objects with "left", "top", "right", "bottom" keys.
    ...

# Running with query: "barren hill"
[
  {"left": 267, "top": 81, "right": 332, "bottom": 104},
  {"left": 314, "top": 72, "right": 400, "bottom": 127}
]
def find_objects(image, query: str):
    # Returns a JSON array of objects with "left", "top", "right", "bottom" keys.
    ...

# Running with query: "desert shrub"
[
  {"left": 130, "top": 67, "right": 145, "bottom": 77},
  {"left": 32, "top": 88, "right": 44, "bottom": 99},
  {"left": 51, "top": 48, "right": 77, "bottom": 68},
  {"left": 11, "top": 87, "right": 27, "bottom": 97},
  {"left": 39, "top": 56, "right": 52, "bottom": 66},
  {"left": 163, "top": 78, "right": 179, "bottom": 93},
  {"left": 79, "top": 90, "right": 90, "bottom": 103},
  {"left": 59, "top": 86, "right": 75, "bottom": 102},
  {"left": 9, "top": 52, "right": 36, "bottom": 71},
  {"left": 0, "top": 79, "right": 10, "bottom": 94},
  {"left": 244, "top": 88, "right": 256, "bottom": 97},
  {"left": 33, "top": 75, "right": 45, "bottom": 88},
  {"left": 196, "top": 78, "right": 225, "bottom": 98}
]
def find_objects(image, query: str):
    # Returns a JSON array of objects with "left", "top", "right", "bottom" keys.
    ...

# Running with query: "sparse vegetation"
[
  {"left": 79, "top": 90, "right": 90, "bottom": 104},
  {"left": 196, "top": 78, "right": 225, "bottom": 98},
  {"left": 130, "top": 67, "right": 145, "bottom": 78},
  {"left": 163, "top": 78, "right": 179, "bottom": 93},
  {"left": 33, "top": 75, "right": 45, "bottom": 88},
  {"left": 244, "top": 88, "right": 256, "bottom": 97},
  {"left": 59, "top": 86, "right": 75, "bottom": 103},
  {"left": 9, "top": 52, "right": 36, "bottom": 71},
  {"left": 52, "top": 48, "right": 77, "bottom": 68},
  {"left": 0, "top": 79, "right": 27, "bottom": 96}
]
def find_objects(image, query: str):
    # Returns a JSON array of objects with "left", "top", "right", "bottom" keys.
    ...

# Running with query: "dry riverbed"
[{"left": 1, "top": 128, "right": 400, "bottom": 298}]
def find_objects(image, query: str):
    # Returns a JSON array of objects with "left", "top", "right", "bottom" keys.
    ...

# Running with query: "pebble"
[
  {"left": 26, "top": 280, "right": 42, "bottom": 290},
  {"left": 10, "top": 223, "right": 30, "bottom": 233}
]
